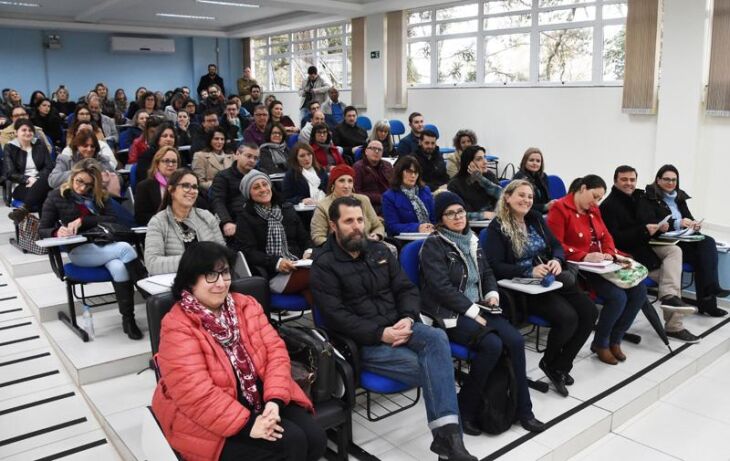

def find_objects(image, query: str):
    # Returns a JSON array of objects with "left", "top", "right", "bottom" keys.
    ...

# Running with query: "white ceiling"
[{"left": 0, "top": 0, "right": 439, "bottom": 37}]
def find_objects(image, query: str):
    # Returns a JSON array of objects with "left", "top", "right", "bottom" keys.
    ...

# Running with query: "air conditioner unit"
[{"left": 110, "top": 36, "right": 175, "bottom": 54}]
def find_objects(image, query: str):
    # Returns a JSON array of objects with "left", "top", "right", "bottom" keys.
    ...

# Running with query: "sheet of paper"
[
  {"left": 658, "top": 214, "right": 671, "bottom": 226},
  {"left": 293, "top": 259, "right": 313, "bottom": 268}
]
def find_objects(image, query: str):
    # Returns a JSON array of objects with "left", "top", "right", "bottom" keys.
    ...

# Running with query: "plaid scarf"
[
  {"left": 254, "top": 204, "right": 296, "bottom": 261},
  {"left": 401, "top": 186, "right": 430, "bottom": 224},
  {"left": 179, "top": 289, "right": 263, "bottom": 412}
]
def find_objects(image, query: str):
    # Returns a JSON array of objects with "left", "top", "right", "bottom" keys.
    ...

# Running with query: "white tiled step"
[
  {"left": 0, "top": 243, "right": 63, "bottom": 278},
  {"left": 0, "top": 428, "right": 121, "bottom": 461},
  {"left": 42, "top": 305, "right": 151, "bottom": 385},
  {"left": 0, "top": 383, "right": 101, "bottom": 458},
  {"left": 0, "top": 316, "right": 50, "bottom": 358},
  {"left": 0, "top": 347, "right": 71, "bottom": 402}
]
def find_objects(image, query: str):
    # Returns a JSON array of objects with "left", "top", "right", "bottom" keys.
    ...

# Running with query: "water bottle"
[
  {"left": 541, "top": 273, "right": 556, "bottom": 287},
  {"left": 81, "top": 304, "right": 95, "bottom": 341}
]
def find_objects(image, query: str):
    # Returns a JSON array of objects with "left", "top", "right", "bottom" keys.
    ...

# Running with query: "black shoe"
[
  {"left": 122, "top": 316, "right": 143, "bottom": 340},
  {"left": 519, "top": 417, "right": 546, "bottom": 433},
  {"left": 539, "top": 359, "right": 568, "bottom": 397},
  {"left": 666, "top": 329, "right": 701, "bottom": 344},
  {"left": 462, "top": 419, "right": 481, "bottom": 437},
  {"left": 698, "top": 296, "right": 728, "bottom": 317},
  {"left": 563, "top": 372, "right": 574, "bottom": 386},
  {"left": 716, "top": 288, "right": 730, "bottom": 298},
  {"left": 8, "top": 207, "right": 28, "bottom": 224},
  {"left": 430, "top": 424, "right": 477, "bottom": 461},
  {"left": 659, "top": 295, "right": 697, "bottom": 315}
]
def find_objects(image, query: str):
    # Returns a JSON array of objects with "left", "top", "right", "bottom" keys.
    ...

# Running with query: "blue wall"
[{"left": 0, "top": 27, "right": 243, "bottom": 102}]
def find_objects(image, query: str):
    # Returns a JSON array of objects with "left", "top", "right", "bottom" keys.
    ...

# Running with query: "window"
[
  {"left": 407, "top": 0, "right": 627, "bottom": 86},
  {"left": 252, "top": 22, "right": 351, "bottom": 91}
]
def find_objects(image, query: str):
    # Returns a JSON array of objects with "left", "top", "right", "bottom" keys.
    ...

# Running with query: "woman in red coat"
[
  {"left": 547, "top": 175, "right": 646, "bottom": 365},
  {"left": 309, "top": 122, "right": 344, "bottom": 171},
  {"left": 151, "top": 242, "right": 326, "bottom": 461}
]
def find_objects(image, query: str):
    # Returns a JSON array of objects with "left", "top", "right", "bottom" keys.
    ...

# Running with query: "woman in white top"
[
  {"left": 282, "top": 142, "right": 328, "bottom": 206},
  {"left": 5, "top": 119, "right": 54, "bottom": 223}
]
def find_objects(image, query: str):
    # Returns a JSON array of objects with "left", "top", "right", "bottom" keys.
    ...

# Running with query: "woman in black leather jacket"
[{"left": 419, "top": 191, "right": 544, "bottom": 436}]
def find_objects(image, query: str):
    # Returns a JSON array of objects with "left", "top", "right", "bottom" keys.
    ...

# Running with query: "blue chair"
[
  {"left": 389, "top": 119, "right": 405, "bottom": 147},
  {"left": 270, "top": 293, "right": 310, "bottom": 323},
  {"left": 129, "top": 163, "right": 138, "bottom": 192},
  {"left": 478, "top": 229, "right": 551, "bottom": 352},
  {"left": 500, "top": 179, "right": 511, "bottom": 188},
  {"left": 118, "top": 129, "right": 136, "bottom": 151},
  {"left": 547, "top": 175, "right": 567, "bottom": 199},
  {"left": 353, "top": 146, "right": 364, "bottom": 161},
  {"left": 311, "top": 304, "right": 420, "bottom": 422},
  {"left": 46, "top": 247, "right": 116, "bottom": 342},
  {"left": 287, "top": 133, "right": 299, "bottom": 149},
  {"left": 682, "top": 263, "right": 695, "bottom": 290},
  {"left": 356, "top": 115, "right": 372, "bottom": 131},
  {"left": 424, "top": 124, "right": 455, "bottom": 154}
]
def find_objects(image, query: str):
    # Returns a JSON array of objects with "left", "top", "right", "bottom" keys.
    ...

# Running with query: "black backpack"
[
  {"left": 478, "top": 348, "right": 518, "bottom": 435},
  {"left": 278, "top": 324, "right": 337, "bottom": 404}
]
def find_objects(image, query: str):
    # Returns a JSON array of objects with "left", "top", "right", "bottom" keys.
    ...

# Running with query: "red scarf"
[{"left": 179, "top": 290, "right": 263, "bottom": 412}]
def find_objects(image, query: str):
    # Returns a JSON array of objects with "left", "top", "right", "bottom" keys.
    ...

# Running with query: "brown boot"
[
  {"left": 610, "top": 344, "right": 626, "bottom": 362},
  {"left": 591, "top": 345, "right": 618, "bottom": 365}
]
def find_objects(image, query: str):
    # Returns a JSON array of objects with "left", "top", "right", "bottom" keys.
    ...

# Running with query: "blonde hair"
[
  {"left": 148, "top": 146, "right": 181, "bottom": 178},
  {"left": 495, "top": 180, "right": 534, "bottom": 257},
  {"left": 60, "top": 158, "right": 107, "bottom": 207}
]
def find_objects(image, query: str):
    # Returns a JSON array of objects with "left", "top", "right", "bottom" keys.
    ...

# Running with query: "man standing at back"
[
  {"left": 311, "top": 196, "right": 477, "bottom": 461},
  {"left": 600, "top": 165, "right": 699, "bottom": 343},
  {"left": 397, "top": 112, "right": 425, "bottom": 156},
  {"left": 298, "top": 66, "right": 331, "bottom": 121},
  {"left": 236, "top": 67, "right": 258, "bottom": 101},
  {"left": 197, "top": 64, "right": 225, "bottom": 98}
]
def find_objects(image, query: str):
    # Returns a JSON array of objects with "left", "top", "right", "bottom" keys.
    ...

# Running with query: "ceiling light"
[
  {"left": 0, "top": 1, "right": 41, "bottom": 7},
  {"left": 156, "top": 13, "right": 216, "bottom": 20},
  {"left": 196, "top": 0, "right": 259, "bottom": 7}
]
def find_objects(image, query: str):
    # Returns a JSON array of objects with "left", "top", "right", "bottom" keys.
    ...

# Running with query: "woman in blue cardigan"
[
  {"left": 282, "top": 142, "right": 328, "bottom": 205},
  {"left": 381, "top": 155, "right": 435, "bottom": 236}
]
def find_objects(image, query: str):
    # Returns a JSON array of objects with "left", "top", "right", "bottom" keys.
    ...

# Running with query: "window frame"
[
  {"left": 252, "top": 21, "right": 352, "bottom": 92},
  {"left": 406, "top": 0, "right": 627, "bottom": 88}
]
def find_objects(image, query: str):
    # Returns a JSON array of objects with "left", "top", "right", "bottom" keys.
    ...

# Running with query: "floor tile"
[
  {"left": 617, "top": 401, "right": 730, "bottom": 461},
  {"left": 1, "top": 428, "right": 119, "bottom": 461},
  {"left": 569, "top": 433, "right": 680, "bottom": 460},
  {"left": 82, "top": 368, "right": 157, "bottom": 416},
  {"left": 105, "top": 406, "right": 178, "bottom": 461},
  {"left": 0, "top": 348, "right": 71, "bottom": 401},
  {"left": 661, "top": 375, "right": 730, "bottom": 425}
]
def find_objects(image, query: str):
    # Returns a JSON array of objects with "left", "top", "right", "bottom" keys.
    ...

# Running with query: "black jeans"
[
  {"left": 448, "top": 314, "right": 533, "bottom": 421},
  {"left": 525, "top": 283, "right": 598, "bottom": 373},
  {"left": 679, "top": 235, "right": 721, "bottom": 300},
  {"left": 12, "top": 178, "right": 50, "bottom": 211},
  {"left": 220, "top": 404, "right": 327, "bottom": 461}
]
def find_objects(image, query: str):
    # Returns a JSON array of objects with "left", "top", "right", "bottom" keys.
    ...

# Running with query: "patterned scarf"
[
  {"left": 179, "top": 289, "right": 263, "bottom": 412},
  {"left": 70, "top": 191, "right": 98, "bottom": 215},
  {"left": 254, "top": 204, "right": 296, "bottom": 261},
  {"left": 401, "top": 186, "right": 430, "bottom": 224}
]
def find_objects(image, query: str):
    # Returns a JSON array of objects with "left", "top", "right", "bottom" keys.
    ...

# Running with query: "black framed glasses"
[
  {"left": 443, "top": 209, "right": 466, "bottom": 220},
  {"left": 367, "top": 146, "right": 383, "bottom": 153},
  {"left": 660, "top": 177, "right": 677, "bottom": 183},
  {"left": 204, "top": 268, "right": 231, "bottom": 283},
  {"left": 160, "top": 159, "right": 178, "bottom": 166},
  {"left": 177, "top": 182, "right": 199, "bottom": 192}
]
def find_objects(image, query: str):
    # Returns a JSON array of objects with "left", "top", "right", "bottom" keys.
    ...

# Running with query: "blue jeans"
[
  {"left": 360, "top": 322, "right": 460, "bottom": 430},
  {"left": 448, "top": 314, "right": 533, "bottom": 420},
  {"left": 68, "top": 242, "right": 138, "bottom": 282},
  {"left": 587, "top": 273, "right": 646, "bottom": 348}
]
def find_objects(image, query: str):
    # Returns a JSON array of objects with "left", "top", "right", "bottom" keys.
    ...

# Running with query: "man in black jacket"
[
  {"left": 311, "top": 196, "right": 476, "bottom": 461},
  {"left": 190, "top": 109, "right": 220, "bottom": 156},
  {"left": 210, "top": 143, "right": 259, "bottom": 240},
  {"left": 600, "top": 165, "right": 699, "bottom": 343},
  {"left": 412, "top": 130, "right": 449, "bottom": 191},
  {"left": 332, "top": 106, "right": 367, "bottom": 161},
  {"left": 197, "top": 64, "right": 225, "bottom": 97}
]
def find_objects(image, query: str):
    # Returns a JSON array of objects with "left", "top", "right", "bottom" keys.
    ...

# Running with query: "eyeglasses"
[
  {"left": 403, "top": 169, "right": 419, "bottom": 175},
  {"left": 443, "top": 209, "right": 466, "bottom": 220},
  {"left": 660, "top": 177, "right": 677, "bottom": 183},
  {"left": 160, "top": 159, "right": 178, "bottom": 165},
  {"left": 12, "top": 113, "right": 27, "bottom": 119},
  {"left": 254, "top": 113, "right": 268, "bottom": 117},
  {"left": 73, "top": 177, "right": 94, "bottom": 188},
  {"left": 177, "top": 182, "right": 199, "bottom": 192},
  {"left": 270, "top": 131, "right": 283, "bottom": 137},
  {"left": 204, "top": 268, "right": 232, "bottom": 283},
  {"left": 367, "top": 146, "right": 383, "bottom": 153}
]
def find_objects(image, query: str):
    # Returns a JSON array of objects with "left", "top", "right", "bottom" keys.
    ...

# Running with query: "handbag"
[
  {"left": 600, "top": 257, "right": 648, "bottom": 289},
  {"left": 83, "top": 222, "right": 136, "bottom": 244},
  {"left": 555, "top": 262, "right": 579, "bottom": 288},
  {"left": 12, "top": 214, "right": 47, "bottom": 255},
  {"left": 278, "top": 325, "right": 337, "bottom": 403}
]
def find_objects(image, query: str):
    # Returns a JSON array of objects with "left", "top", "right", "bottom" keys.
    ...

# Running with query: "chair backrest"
[
  {"left": 129, "top": 163, "right": 138, "bottom": 192},
  {"left": 119, "top": 129, "right": 135, "bottom": 150},
  {"left": 146, "top": 276, "right": 270, "bottom": 355},
  {"left": 500, "top": 179, "right": 511, "bottom": 188},
  {"left": 424, "top": 124, "right": 440, "bottom": 139},
  {"left": 479, "top": 227, "right": 488, "bottom": 251},
  {"left": 287, "top": 133, "right": 299, "bottom": 149},
  {"left": 356, "top": 115, "right": 372, "bottom": 131},
  {"left": 354, "top": 146, "right": 363, "bottom": 161},
  {"left": 547, "top": 174, "right": 567, "bottom": 199},
  {"left": 389, "top": 119, "right": 405, "bottom": 137},
  {"left": 399, "top": 239, "right": 425, "bottom": 286}
]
